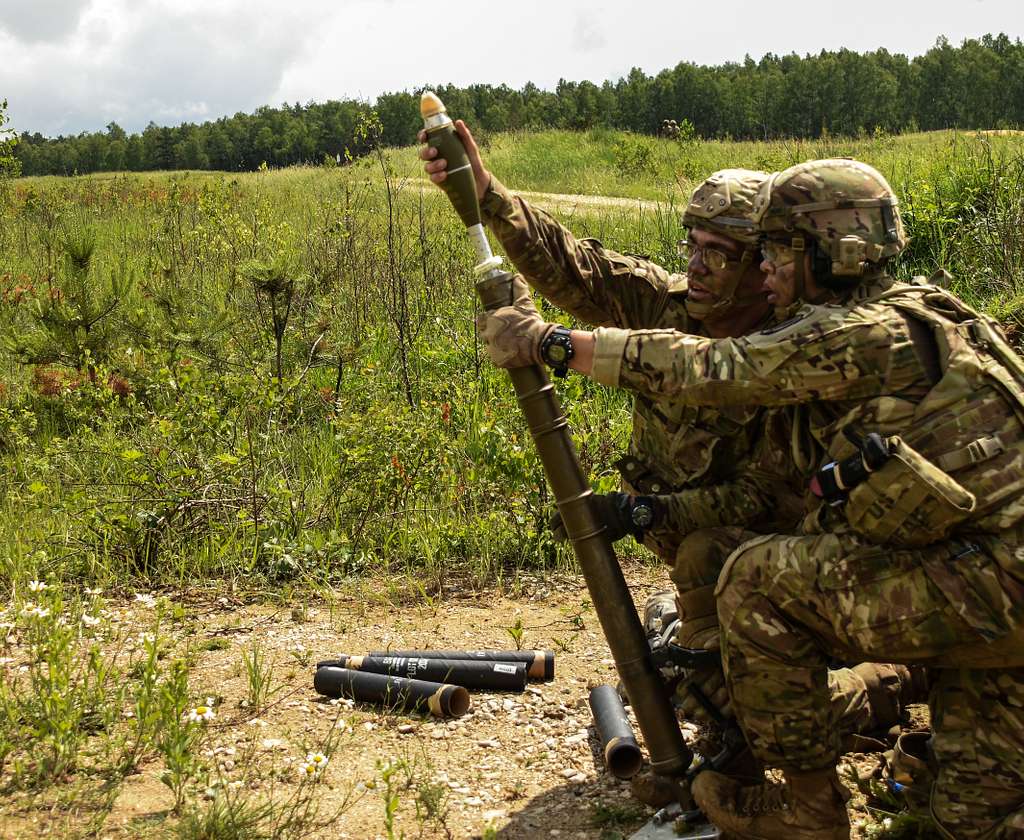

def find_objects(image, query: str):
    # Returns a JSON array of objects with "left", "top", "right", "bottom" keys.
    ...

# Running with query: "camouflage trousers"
[
  {"left": 715, "top": 527, "right": 1024, "bottom": 839},
  {"left": 654, "top": 528, "right": 921, "bottom": 742}
]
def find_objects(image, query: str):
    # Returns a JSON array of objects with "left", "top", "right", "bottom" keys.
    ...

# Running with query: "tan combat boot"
[{"left": 691, "top": 766, "right": 851, "bottom": 839}]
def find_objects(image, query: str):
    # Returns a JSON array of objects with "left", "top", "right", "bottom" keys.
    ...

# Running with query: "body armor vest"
[{"left": 822, "top": 283, "right": 1024, "bottom": 542}]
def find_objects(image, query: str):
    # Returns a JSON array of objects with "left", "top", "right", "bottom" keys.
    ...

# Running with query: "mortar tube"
[
  {"left": 420, "top": 90, "right": 691, "bottom": 778},
  {"left": 313, "top": 665, "right": 470, "bottom": 718},
  {"left": 318, "top": 655, "right": 528, "bottom": 692},
  {"left": 362, "top": 649, "right": 554, "bottom": 681},
  {"left": 589, "top": 684, "right": 644, "bottom": 779}
]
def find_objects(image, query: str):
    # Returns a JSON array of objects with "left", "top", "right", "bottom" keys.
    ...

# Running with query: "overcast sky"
[{"left": 1, "top": 0, "right": 1021, "bottom": 137}]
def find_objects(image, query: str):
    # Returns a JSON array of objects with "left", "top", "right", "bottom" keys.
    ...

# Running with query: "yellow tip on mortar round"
[{"left": 420, "top": 91, "right": 445, "bottom": 119}]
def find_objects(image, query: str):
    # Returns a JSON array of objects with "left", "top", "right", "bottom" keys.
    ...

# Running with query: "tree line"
[{"left": 11, "top": 33, "right": 1024, "bottom": 177}]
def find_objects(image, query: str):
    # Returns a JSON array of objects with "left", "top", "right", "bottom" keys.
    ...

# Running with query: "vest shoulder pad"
[{"left": 744, "top": 304, "right": 845, "bottom": 346}]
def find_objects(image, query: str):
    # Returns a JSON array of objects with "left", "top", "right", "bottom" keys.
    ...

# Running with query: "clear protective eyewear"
[
  {"left": 761, "top": 239, "right": 797, "bottom": 268},
  {"left": 676, "top": 239, "right": 734, "bottom": 272}
]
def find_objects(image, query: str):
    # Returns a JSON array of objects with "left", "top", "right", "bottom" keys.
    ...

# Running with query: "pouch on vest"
[{"left": 844, "top": 436, "right": 977, "bottom": 547}]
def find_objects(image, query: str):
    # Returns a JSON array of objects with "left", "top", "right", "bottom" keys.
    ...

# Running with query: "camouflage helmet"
[
  {"left": 683, "top": 168, "right": 769, "bottom": 245},
  {"left": 751, "top": 158, "right": 908, "bottom": 278},
  {"left": 680, "top": 168, "right": 770, "bottom": 321}
]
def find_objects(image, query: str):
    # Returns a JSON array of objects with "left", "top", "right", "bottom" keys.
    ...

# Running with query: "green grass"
[
  {"left": 1, "top": 124, "right": 1022, "bottom": 838},
  {"left": 2, "top": 128, "right": 1024, "bottom": 597},
  {"left": 1, "top": 128, "right": 1023, "bottom": 600}
]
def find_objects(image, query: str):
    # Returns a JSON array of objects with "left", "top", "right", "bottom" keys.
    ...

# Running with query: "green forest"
[{"left": 12, "top": 33, "right": 1024, "bottom": 177}]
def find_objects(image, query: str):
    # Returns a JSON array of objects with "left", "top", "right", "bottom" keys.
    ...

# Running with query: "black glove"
[{"left": 548, "top": 492, "right": 658, "bottom": 543}]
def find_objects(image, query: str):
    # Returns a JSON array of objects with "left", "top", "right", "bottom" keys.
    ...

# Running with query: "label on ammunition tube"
[{"left": 493, "top": 663, "right": 518, "bottom": 675}]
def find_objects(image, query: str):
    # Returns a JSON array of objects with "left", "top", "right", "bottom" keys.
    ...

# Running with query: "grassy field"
[{"left": 0, "top": 127, "right": 1020, "bottom": 838}]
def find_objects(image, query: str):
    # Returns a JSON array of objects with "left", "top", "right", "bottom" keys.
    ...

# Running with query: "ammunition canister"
[
  {"left": 318, "top": 655, "right": 528, "bottom": 692},
  {"left": 313, "top": 665, "right": 470, "bottom": 718},
  {"left": 363, "top": 649, "right": 554, "bottom": 681},
  {"left": 589, "top": 684, "right": 643, "bottom": 779}
]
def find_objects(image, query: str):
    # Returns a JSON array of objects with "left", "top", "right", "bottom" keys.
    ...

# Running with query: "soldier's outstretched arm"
[
  {"left": 420, "top": 122, "right": 676, "bottom": 330},
  {"left": 479, "top": 302, "right": 912, "bottom": 408}
]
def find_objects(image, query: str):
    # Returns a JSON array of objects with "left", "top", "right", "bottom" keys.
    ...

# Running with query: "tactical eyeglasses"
[
  {"left": 760, "top": 239, "right": 797, "bottom": 267},
  {"left": 677, "top": 239, "right": 741, "bottom": 272}
]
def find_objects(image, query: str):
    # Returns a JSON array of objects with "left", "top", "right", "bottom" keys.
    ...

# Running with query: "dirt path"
[{"left": 408, "top": 178, "right": 664, "bottom": 214}]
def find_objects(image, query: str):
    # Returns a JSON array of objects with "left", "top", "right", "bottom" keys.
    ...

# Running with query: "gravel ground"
[{"left": 1, "top": 564, "right": 916, "bottom": 839}]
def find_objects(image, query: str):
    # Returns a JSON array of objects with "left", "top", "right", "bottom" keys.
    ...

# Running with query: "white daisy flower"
[
  {"left": 27, "top": 580, "right": 47, "bottom": 593},
  {"left": 186, "top": 702, "right": 216, "bottom": 723},
  {"left": 20, "top": 603, "right": 49, "bottom": 619},
  {"left": 299, "top": 753, "right": 328, "bottom": 779}
]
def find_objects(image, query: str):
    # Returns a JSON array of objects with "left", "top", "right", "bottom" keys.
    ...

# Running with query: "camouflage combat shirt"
[
  {"left": 479, "top": 176, "right": 810, "bottom": 558},
  {"left": 590, "top": 274, "right": 1024, "bottom": 532}
]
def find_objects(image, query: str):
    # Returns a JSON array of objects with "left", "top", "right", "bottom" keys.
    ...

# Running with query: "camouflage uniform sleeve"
[
  {"left": 590, "top": 304, "right": 925, "bottom": 406},
  {"left": 655, "top": 476, "right": 791, "bottom": 535},
  {"left": 479, "top": 176, "right": 675, "bottom": 329},
  {"left": 655, "top": 408, "right": 810, "bottom": 535}
]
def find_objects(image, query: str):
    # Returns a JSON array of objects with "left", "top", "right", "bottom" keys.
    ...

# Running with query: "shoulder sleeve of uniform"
[
  {"left": 665, "top": 274, "right": 688, "bottom": 296},
  {"left": 743, "top": 305, "right": 846, "bottom": 348}
]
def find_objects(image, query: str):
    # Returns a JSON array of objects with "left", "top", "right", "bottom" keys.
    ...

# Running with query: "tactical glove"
[
  {"left": 506, "top": 274, "right": 540, "bottom": 312},
  {"left": 476, "top": 299, "right": 555, "bottom": 369},
  {"left": 548, "top": 492, "right": 639, "bottom": 544}
]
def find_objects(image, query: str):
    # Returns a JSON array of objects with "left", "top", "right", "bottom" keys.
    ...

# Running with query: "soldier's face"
[
  {"left": 761, "top": 248, "right": 802, "bottom": 307},
  {"left": 686, "top": 228, "right": 749, "bottom": 304}
]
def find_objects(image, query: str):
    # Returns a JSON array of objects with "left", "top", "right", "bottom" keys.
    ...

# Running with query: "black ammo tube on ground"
[
  {"left": 313, "top": 666, "right": 470, "bottom": 718},
  {"left": 317, "top": 655, "right": 528, "bottom": 691},
  {"left": 365, "top": 649, "right": 554, "bottom": 681},
  {"left": 589, "top": 684, "right": 644, "bottom": 779}
]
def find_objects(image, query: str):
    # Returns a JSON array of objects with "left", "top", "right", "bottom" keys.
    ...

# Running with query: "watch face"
[
  {"left": 632, "top": 504, "right": 654, "bottom": 529},
  {"left": 547, "top": 344, "right": 568, "bottom": 364}
]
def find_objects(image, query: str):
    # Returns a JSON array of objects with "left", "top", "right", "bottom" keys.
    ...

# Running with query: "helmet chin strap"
[
  {"left": 685, "top": 249, "right": 756, "bottom": 322},
  {"left": 769, "top": 234, "right": 809, "bottom": 321},
  {"left": 790, "top": 234, "right": 807, "bottom": 302}
]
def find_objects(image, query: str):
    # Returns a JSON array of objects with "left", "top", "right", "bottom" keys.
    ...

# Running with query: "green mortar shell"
[{"left": 425, "top": 123, "right": 481, "bottom": 229}]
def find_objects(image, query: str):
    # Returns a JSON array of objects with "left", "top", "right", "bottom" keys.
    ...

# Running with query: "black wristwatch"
[
  {"left": 630, "top": 495, "right": 659, "bottom": 534},
  {"left": 540, "top": 326, "right": 574, "bottom": 378}
]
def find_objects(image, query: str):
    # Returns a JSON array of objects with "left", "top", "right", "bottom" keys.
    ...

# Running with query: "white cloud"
[
  {"left": 1, "top": 0, "right": 1021, "bottom": 136},
  {"left": 0, "top": 0, "right": 92, "bottom": 43}
]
